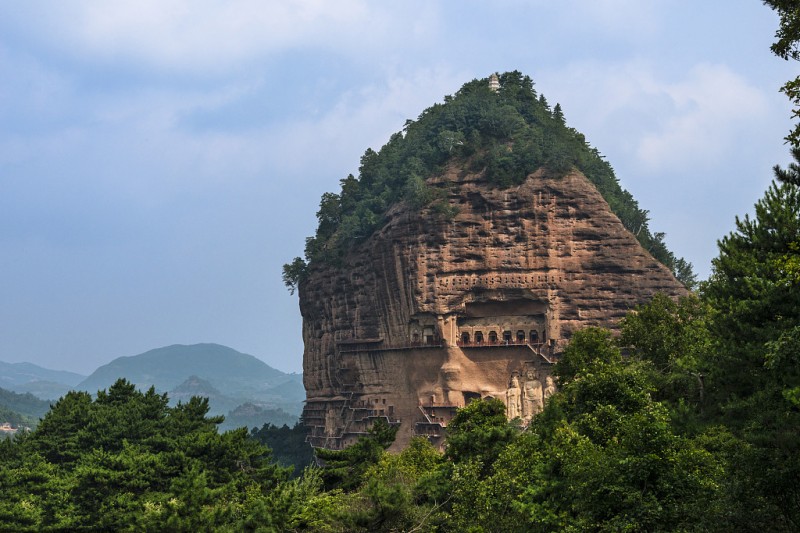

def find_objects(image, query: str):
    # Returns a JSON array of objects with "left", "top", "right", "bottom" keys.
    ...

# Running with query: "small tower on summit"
[{"left": 489, "top": 73, "right": 500, "bottom": 92}]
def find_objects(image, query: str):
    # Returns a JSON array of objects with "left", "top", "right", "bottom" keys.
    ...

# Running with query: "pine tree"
[{"left": 701, "top": 159, "right": 800, "bottom": 529}]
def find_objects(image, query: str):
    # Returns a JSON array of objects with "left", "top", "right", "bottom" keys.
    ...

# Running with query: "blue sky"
[{"left": 0, "top": 1, "right": 795, "bottom": 374}]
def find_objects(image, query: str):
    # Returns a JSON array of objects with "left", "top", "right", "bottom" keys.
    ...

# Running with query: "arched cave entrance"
[{"left": 463, "top": 391, "right": 481, "bottom": 404}]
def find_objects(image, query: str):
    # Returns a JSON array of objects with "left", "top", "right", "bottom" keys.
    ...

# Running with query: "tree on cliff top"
[
  {"left": 283, "top": 71, "right": 695, "bottom": 290},
  {"left": 698, "top": 158, "right": 800, "bottom": 529}
]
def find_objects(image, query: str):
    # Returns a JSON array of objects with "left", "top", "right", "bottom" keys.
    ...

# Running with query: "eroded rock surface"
[{"left": 300, "top": 168, "right": 687, "bottom": 450}]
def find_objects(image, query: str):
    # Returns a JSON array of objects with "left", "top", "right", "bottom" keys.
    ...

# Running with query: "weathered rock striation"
[{"left": 300, "top": 165, "right": 688, "bottom": 450}]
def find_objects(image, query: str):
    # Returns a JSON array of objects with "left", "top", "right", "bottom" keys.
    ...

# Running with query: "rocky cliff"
[{"left": 299, "top": 164, "right": 688, "bottom": 450}]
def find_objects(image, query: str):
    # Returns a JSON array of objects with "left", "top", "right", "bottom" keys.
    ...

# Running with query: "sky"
[{"left": 0, "top": 1, "right": 795, "bottom": 375}]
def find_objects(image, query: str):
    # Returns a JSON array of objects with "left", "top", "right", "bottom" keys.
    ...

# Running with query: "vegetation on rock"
[
  {"left": 0, "top": 387, "right": 52, "bottom": 429},
  {"left": 284, "top": 71, "right": 696, "bottom": 292}
]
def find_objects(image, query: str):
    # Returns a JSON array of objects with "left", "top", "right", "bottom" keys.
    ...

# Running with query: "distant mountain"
[
  {"left": 11, "top": 380, "right": 75, "bottom": 401},
  {"left": 168, "top": 375, "right": 304, "bottom": 431},
  {"left": 171, "top": 374, "right": 224, "bottom": 396},
  {"left": 220, "top": 402, "right": 298, "bottom": 432},
  {"left": 0, "top": 386, "right": 52, "bottom": 427},
  {"left": 0, "top": 361, "right": 86, "bottom": 392},
  {"left": 78, "top": 344, "right": 290, "bottom": 394},
  {"left": 169, "top": 375, "right": 242, "bottom": 415},
  {"left": 76, "top": 344, "right": 305, "bottom": 423},
  {"left": 261, "top": 374, "right": 306, "bottom": 403}
]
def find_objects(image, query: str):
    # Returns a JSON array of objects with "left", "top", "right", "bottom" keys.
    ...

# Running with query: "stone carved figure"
[
  {"left": 506, "top": 375, "right": 522, "bottom": 419},
  {"left": 523, "top": 370, "right": 544, "bottom": 419},
  {"left": 543, "top": 375, "right": 556, "bottom": 399},
  {"left": 324, "top": 406, "right": 338, "bottom": 437},
  {"left": 440, "top": 360, "right": 462, "bottom": 405}
]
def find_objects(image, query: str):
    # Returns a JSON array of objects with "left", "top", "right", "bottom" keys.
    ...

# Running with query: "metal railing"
[{"left": 457, "top": 338, "right": 544, "bottom": 348}]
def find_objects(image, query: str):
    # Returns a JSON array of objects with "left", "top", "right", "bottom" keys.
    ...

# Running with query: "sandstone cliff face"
[{"left": 300, "top": 167, "right": 687, "bottom": 450}]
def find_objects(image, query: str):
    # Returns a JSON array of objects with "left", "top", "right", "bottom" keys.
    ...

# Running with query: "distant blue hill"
[
  {"left": 0, "top": 360, "right": 86, "bottom": 389},
  {"left": 76, "top": 344, "right": 304, "bottom": 417},
  {"left": 0, "top": 361, "right": 87, "bottom": 400},
  {"left": 10, "top": 380, "right": 77, "bottom": 401},
  {"left": 168, "top": 374, "right": 243, "bottom": 415}
]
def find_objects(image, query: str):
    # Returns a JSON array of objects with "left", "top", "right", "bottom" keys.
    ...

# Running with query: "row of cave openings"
[{"left": 458, "top": 329, "right": 545, "bottom": 346}]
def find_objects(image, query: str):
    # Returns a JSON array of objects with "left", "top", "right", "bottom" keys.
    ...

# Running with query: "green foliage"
[
  {"left": 519, "top": 331, "right": 721, "bottom": 532},
  {"left": 315, "top": 418, "right": 398, "bottom": 491},
  {"left": 552, "top": 327, "right": 621, "bottom": 384},
  {"left": 345, "top": 438, "right": 445, "bottom": 532},
  {"left": 0, "top": 404, "right": 36, "bottom": 429},
  {"left": 444, "top": 398, "right": 518, "bottom": 473},
  {"left": 250, "top": 422, "right": 314, "bottom": 477},
  {"left": 619, "top": 293, "right": 711, "bottom": 419},
  {"left": 414, "top": 329, "right": 725, "bottom": 533},
  {"left": 703, "top": 177, "right": 800, "bottom": 404},
  {"left": 403, "top": 173, "right": 440, "bottom": 209},
  {"left": 766, "top": 326, "right": 800, "bottom": 407},
  {"left": 289, "top": 71, "right": 692, "bottom": 286},
  {"left": 699, "top": 162, "right": 800, "bottom": 530},
  {"left": 282, "top": 256, "right": 308, "bottom": 295},
  {"left": 0, "top": 386, "right": 52, "bottom": 424},
  {"left": 620, "top": 294, "right": 709, "bottom": 371},
  {"left": 0, "top": 379, "right": 296, "bottom": 531},
  {"left": 774, "top": 146, "right": 800, "bottom": 186}
]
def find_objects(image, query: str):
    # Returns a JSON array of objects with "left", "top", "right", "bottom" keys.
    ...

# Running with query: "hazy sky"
[{"left": 0, "top": 1, "right": 794, "bottom": 375}]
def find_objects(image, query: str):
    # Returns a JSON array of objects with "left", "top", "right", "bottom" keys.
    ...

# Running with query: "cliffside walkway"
[
  {"left": 337, "top": 341, "right": 445, "bottom": 354},
  {"left": 457, "top": 339, "right": 558, "bottom": 363}
]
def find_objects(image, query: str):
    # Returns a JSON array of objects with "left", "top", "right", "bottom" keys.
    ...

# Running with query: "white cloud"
[
  {"left": 4, "top": 1, "right": 438, "bottom": 74},
  {"left": 635, "top": 64, "right": 768, "bottom": 171},
  {"left": 541, "top": 60, "right": 770, "bottom": 175},
  {"left": 258, "top": 67, "right": 468, "bottom": 177},
  {"left": 0, "top": 60, "right": 467, "bottom": 213}
]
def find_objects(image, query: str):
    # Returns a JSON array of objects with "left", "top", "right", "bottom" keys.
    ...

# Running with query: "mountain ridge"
[
  {"left": 0, "top": 360, "right": 86, "bottom": 388},
  {"left": 75, "top": 344, "right": 304, "bottom": 426},
  {"left": 77, "top": 343, "right": 292, "bottom": 394}
]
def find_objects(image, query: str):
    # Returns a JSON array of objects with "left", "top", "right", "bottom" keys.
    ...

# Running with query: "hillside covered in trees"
[
  {"left": 0, "top": 387, "right": 52, "bottom": 428},
  {"left": 284, "top": 70, "right": 696, "bottom": 291}
]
